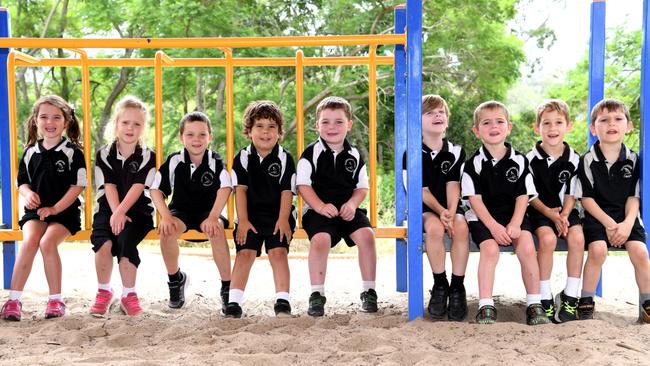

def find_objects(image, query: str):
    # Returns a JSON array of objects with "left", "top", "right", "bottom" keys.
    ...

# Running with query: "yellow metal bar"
[
  {"left": 12, "top": 50, "right": 39, "bottom": 64},
  {"left": 0, "top": 226, "right": 407, "bottom": 241},
  {"left": 66, "top": 48, "right": 94, "bottom": 230},
  {"left": 14, "top": 56, "right": 394, "bottom": 68},
  {"left": 224, "top": 49, "right": 235, "bottom": 228},
  {"left": 368, "top": 46, "right": 377, "bottom": 227},
  {"left": 0, "top": 34, "right": 406, "bottom": 49},
  {"left": 154, "top": 51, "right": 167, "bottom": 169},
  {"left": 295, "top": 50, "right": 304, "bottom": 228},
  {"left": 7, "top": 52, "right": 19, "bottom": 230}
]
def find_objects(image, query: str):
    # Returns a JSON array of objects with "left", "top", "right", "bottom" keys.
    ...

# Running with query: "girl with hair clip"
[
  {"left": 89, "top": 96, "right": 156, "bottom": 316},
  {"left": 1, "top": 95, "right": 86, "bottom": 321}
]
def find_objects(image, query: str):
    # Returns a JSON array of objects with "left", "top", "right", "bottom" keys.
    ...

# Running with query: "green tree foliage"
[
  {"left": 547, "top": 26, "right": 641, "bottom": 153},
  {"left": 5, "top": 0, "right": 529, "bottom": 224}
]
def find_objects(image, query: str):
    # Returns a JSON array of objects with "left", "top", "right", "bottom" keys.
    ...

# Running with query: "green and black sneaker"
[
  {"left": 554, "top": 291, "right": 579, "bottom": 323},
  {"left": 360, "top": 289, "right": 378, "bottom": 313},
  {"left": 307, "top": 291, "right": 326, "bottom": 317},
  {"left": 540, "top": 298, "right": 557, "bottom": 323},
  {"left": 526, "top": 303, "right": 551, "bottom": 325},
  {"left": 476, "top": 305, "right": 497, "bottom": 324}
]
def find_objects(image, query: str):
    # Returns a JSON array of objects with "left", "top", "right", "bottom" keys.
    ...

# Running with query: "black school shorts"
[
  {"left": 529, "top": 208, "right": 582, "bottom": 234},
  {"left": 302, "top": 208, "right": 372, "bottom": 248},
  {"left": 235, "top": 215, "right": 296, "bottom": 257},
  {"left": 170, "top": 209, "right": 230, "bottom": 232},
  {"left": 468, "top": 215, "right": 532, "bottom": 247},
  {"left": 90, "top": 209, "right": 153, "bottom": 267},
  {"left": 19, "top": 207, "right": 81, "bottom": 235},
  {"left": 583, "top": 214, "right": 646, "bottom": 249}
]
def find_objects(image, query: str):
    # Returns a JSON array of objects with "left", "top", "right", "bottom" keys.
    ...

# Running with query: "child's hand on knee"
[
  {"left": 235, "top": 220, "right": 257, "bottom": 246},
  {"left": 274, "top": 219, "right": 292, "bottom": 243},
  {"left": 201, "top": 215, "right": 223, "bottom": 237},
  {"left": 110, "top": 211, "right": 131, "bottom": 235},
  {"left": 317, "top": 203, "right": 339, "bottom": 219},
  {"left": 488, "top": 223, "right": 511, "bottom": 246},
  {"left": 158, "top": 215, "right": 179, "bottom": 236},
  {"left": 339, "top": 202, "right": 356, "bottom": 221}
]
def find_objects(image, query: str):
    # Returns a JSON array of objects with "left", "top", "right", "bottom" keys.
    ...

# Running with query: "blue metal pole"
[
  {"left": 0, "top": 8, "right": 15, "bottom": 290},
  {"left": 588, "top": 0, "right": 606, "bottom": 297},
  {"left": 406, "top": 0, "right": 423, "bottom": 320},
  {"left": 394, "top": 5, "right": 407, "bottom": 293},
  {"left": 641, "top": 0, "right": 650, "bottom": 259}
]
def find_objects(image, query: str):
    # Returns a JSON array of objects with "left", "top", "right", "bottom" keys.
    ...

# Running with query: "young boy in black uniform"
[
  {"left": 575, "top": 98, "right": 650, "bottom": 323},
  {"left": 461, "top": 101, "right": 549, "bottom": 325},
  {"left": 151, "top": 111, "right": 232, "bottom": 312},
  {"left": 297, "top": 96, "right": 377, "bottom": 317},
  {"left": 224, "top": 101, "right": 296, "bottom": 318},
  {"left": 526, "top": 100, "right": 585, "bottom": 323},
  {"left": 403, "top": 95, "right": 469, "bottom": 321}
]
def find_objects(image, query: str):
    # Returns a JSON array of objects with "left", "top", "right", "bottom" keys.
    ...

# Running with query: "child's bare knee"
[
  {"left": 480, "top": 242, "right": 499, "bottom": 260},
  {"left": 311, "top": 233, "right": 331, "bottom": 249},
  {"left": 587, "top": 244, "right": 607, "bottom": 264},
  {"left": 237, "top": 249, "right": 257, "bottom": 261},
  {"left": 267, "top": 248, "right": 287, "bottom": 261},
  {"left": 537, "top": 233, "right": 556, "bottom": 253}
]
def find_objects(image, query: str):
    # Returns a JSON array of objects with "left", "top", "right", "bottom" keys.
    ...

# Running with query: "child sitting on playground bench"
[
  {"left": 574, "top": 98, "right": 650, "bottom": 323},
  {"left": 297, "top": 96, "right": 377, "bottom": 316},
  {"left": 461, "top": 101, "right": 549, "bottom": 325},
  {"left": 150, "top": 111, "right": 232, "bottom": 313},
  {"left": 403, "top": 94, "right": 469, "bottom": 321},
  {"left": 225, "top": 101, "right": 296, "bottom": 318}
]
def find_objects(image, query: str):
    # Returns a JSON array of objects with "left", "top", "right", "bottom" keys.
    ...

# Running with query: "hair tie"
[{"left": 70, "top": 106, "right": 76, "bottom": 118}]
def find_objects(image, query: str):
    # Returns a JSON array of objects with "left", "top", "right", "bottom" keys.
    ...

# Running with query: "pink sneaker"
[
  {"left": 120, "top": 293, "right": 143, "bottom": 316},
  {"left": 90, "top": 289, "right": 114, "bottom": 317},
  {"left": 1, "top": 299, "right": 22, "bottom": 321},
  {"left": 45, "top": 299, "right": 66, "bottom": 319}
]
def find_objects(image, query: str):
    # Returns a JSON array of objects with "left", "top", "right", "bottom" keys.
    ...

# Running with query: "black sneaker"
[
  {"left": 577, "top": 297, "right": 595, "bottom": 320},
  {"left": 476, "top": 305, "right": 497, "bottom": 324},
  {"left": 447, "top": 285, "right": 468, "bottom": 321},
  {"left": 554, "top": 291, "right": 579, "bottom": 323},
  {"left": 274, "top": 299, "right": 292, "bottom": 317},
  {"left": 360, "top": 289, "right": 378, "bottom": 313},
  {"left": 224, "top": 302, "right": 242, "bottom": 318},
  {"left": 167, "top": 271, "right": 188, "bottom": 309},
  {"left": 427, "top": 285, "right": 449, "bottom": 319},
  {"left": 526, "top": 303, "right": 551, "bottom": 325},
  {"left": 308, "top": 291, "right": 326, "bottom": 317},
  {"left": 641, "top": 300, "right": 650, "bottom": 324},
  {"left": 540, "top": 298, "right": 557, "bottom": 323},
  {"left": 220, "top": 286, "right": 229, "bottom": 314}
]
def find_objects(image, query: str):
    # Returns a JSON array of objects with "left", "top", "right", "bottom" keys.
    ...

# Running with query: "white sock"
[
  {"left": 276, "top": 291, "right": 290, "bottom": 302},
  {"left": 98, "top": 283, "right": 112, "bottom": 292},
  {"left": 9, "top": 291, "right": 22, "bottom": 301},
  {"left": 565, "top": 277, "right": 581, "bottom": 298},
  {"left": 478, "top": 298, "right": 494, "bottom": 309},
  {"left": 311, "top": 285, "right": 325, "bottom": 296},
  {"left": 540, "top": 280, "right": 552, "bottom": 300},
  {"left": 362, "top": 281, "right": 375, "bottom": 292},
  {"left": 526, "top": 294, "right": 542, "bottom": 306},
  {"left": 48, "top": 294, "right": 63, "bottom": 302},
  {"left": 229, "top": 289, "right": 244, "bottom": 304},
  {"left": 122, "top": 287, "right": 136, "bottom": 298}
]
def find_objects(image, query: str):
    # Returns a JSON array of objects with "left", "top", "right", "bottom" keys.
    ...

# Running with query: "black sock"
[
  {"left": 168, "top": 269, "right": 182, "bottom": 282},
  {"left": 221, "top": 280, "right": 231, "bottom": 290},
  {"left": 450, "top": 274, "right": 465, "bottom": 289},
  {"left": 433, "top": 271, "right": 448, "bottom": 288}
]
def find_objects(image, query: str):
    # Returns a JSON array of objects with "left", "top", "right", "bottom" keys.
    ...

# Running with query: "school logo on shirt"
[
  {"left": 55, "top": 160, "right": 66, "bottom": 173},
  {"left": 128, "top": 161, "right": 140, "bottom": 174},
  {"left": 268, "top": 162, "right": 281, "bottom": 178},
  {"left": 344, "top": 158, "right": 357, "bottom": 173},
  {"left": 440, "top": 160, "right": 451, "bottom": 174},
  {"left": 505, "top": 167, "right": 519, "bottom": 183},
  {"left": 558, "top": 170, "right": 571, "bottom": 184},
  {"left": 621, "top": 164, "right": 633, "bottom": 179},
  {"left": 201, "top": 171, "right": 215, "bottom": 187}
]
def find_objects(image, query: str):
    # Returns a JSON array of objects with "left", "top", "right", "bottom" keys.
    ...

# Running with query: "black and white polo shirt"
[
  {"left": 526, "top": 141, "right": 580, "bottom": 210},
  {"left": 17, "top": 137, "right": 86, "bottom": 210},
  {"left": 296, "top": 137, "right": 368, "bottom": 212},
  {"left": 151, "top": 148, "right": 231, "bottom": 214},
  {"left": 575, "top": 141, "right": 639, "bottom": 214},
  {"left": 402, "top": 138, "right": 465, "bottom": 209},
  {"left": 461, "top": 143, "right": 537, "bottom": 221},
  {"left": 231, "top": 143, "right": 295, "bottom": 228},
  {"left": 94, "top": 142, "right": 156, "bottom": 219}
]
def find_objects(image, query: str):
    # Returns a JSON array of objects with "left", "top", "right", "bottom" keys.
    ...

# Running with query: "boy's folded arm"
[
  {"left": 423, "top": 188, "right": 445, "bottom": 215},
  {"left": 581, "top": 197, "right": 617, "bottom": 228}
]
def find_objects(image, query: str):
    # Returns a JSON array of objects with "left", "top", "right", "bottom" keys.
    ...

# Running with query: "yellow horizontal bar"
[
  {"left": 0, "top": 227, "right": 407, "bottom": 241},
  {"left": 12, "top": 50, "right": 39, "bottom": 64},
  {"left": 0, "top": 35, "right": 406, "bottom": 49},
  {"left": 14, "top": 56, "right": 394, "bottom": 68}
]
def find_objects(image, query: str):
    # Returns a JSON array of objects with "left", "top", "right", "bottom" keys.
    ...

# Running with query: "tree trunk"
[
  {"left": 96, "top": 49, "right": 135, "bottom": 147},
  {"left": 195, "top": 69, "right": 204, "bottom": 111}
]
